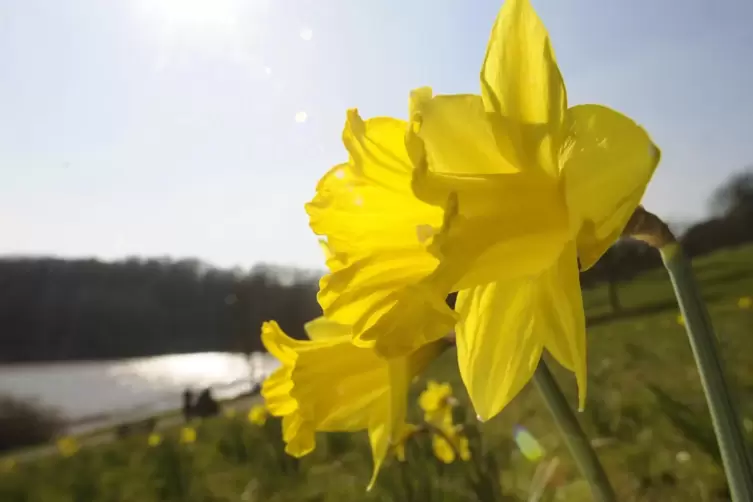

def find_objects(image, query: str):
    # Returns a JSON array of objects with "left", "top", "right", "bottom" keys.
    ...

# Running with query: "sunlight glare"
[
  {"left": 295, "top": 111, "right": 308, "bottom": 123},
  {"left": 140, "top": 0, "right": 240, "bottom": 38},
  {"left": 164, "top": 0, "right": 236, "bottom": 29}
]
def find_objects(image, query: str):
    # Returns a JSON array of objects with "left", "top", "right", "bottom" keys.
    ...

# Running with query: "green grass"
[{"left": 2, "top": 244, "right": 752, "bottom": 501}]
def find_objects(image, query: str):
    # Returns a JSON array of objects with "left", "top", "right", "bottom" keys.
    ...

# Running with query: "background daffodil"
[
  {"left": 404, "top": 0, "right": 660, "bottom": 421},
  {"left": 260, "top": 318, "right": 446, "bottom": 488},
  {"left": 417, "top": 380, "right": 470, "bottom": 463},
  {"left": 418, "top": 380, "right": 455, "bottom": 424},
  {"left": 180, "top": 426, "right": 196, "bottom": 444},
  {"left": 56, "top": 436, "right": 79, "bottom": 457},
  {"left": 248, "top": 404, "right": 268, "bottom": 426},
  {"left": 147, "top": 433, "right": 162, "bottom": 447},
  {"left": 432, "top": 431, "right": 471, "bottom": 464}
]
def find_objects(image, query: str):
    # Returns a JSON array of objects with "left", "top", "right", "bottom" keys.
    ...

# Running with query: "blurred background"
[{"left": 1, "top": 0, "right": 752, "bottom": 500}]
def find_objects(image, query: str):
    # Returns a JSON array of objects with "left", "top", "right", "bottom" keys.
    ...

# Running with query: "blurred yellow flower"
[
  {"left": 180, "top": 426, "right": 197, "bottom": 444},
  {"left": 432, "top": 430, "right": 471, "bottom": 464},
  {"left": 738, "top": 296, "right": 752, "bottom": 310},
  {"left": 147, "top": 433, "right": 162, "bottom": 447},
  {"left": 418, "top": 380, "right": 455, "bottom": 424},
  {"left": 260, "top": 319, "right": 446, "bottom": 488},
  {"left": 248, "top": 404, "right": 268, "bottom": 426},
  {"left": 56, "top": 437, "right": 79, "bottom": 457},
  {"left": 417, "top": 380, "right": 471, "bottom": 463},
  {"left": 677, "top": 314, "right": 686, "bottom": 326}
]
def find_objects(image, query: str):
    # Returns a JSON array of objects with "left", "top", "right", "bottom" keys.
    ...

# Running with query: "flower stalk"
[
  {"left": 532, "top": 360, "right": 616, "bottom": 502},
  {"left": 625, "top": 207, "right": 753, "bottom": 501}
]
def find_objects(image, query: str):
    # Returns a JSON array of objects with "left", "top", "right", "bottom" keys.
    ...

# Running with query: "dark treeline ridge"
[
  {"left": 0, "top": 169, "right": 751, "bottom": 363},
  {"left": 0, "top": 259, "right": 321, "bottom": 363}
]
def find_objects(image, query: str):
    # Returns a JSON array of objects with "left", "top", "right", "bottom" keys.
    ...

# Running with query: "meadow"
[{"left": 1, "top": 244, "right": 752, "bottom": 501}]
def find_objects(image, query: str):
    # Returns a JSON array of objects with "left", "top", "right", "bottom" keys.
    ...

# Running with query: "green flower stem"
[
  {"left": 661, "top": 243, "right": 753, "bottom": 501},
  {"left": 533, "top": 360, "right": 616, "bottom": 502}
]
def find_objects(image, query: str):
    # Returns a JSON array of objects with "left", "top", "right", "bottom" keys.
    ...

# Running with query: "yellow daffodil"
[
  {"left": 738, "top": 296, "right": 752, "bottom": 310},
  {"left": 147, "top": 433, "right": 162, "bottom": 447},
  {"left": 56, "top": 437, "right": 79, "bottom": 457},
  {"left": 432, "top": 429, "right": 471, "bottom": 464},
  {"left": 180, "top": 426, "right": 196, "bottom": 444},
  {"left": 305, "top": 111, "right": 458, "bottom": 358},
  {"left": 418, "top": 380, "right": 455, "bottom": 424},
  {"left": 416, "top": 380, "right": 471, "bottom": 463},
  {"left": 404, "top": 0, "right": 659, "bottom": 421},
  {"left": 248, "top": 404, "right": 268, "bottom": 426},
  {"left": 305, "top": 0, "right": 658, "bottom": 424},
  {"left": 260, "top": 318, "right": 446, "bottom": 488}
]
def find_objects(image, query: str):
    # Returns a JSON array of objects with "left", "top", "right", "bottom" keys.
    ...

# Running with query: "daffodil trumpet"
[{"left": 626, "top": 207, "right": 753, "bottom": 501}]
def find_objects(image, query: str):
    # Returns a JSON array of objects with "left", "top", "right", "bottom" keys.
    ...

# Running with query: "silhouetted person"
[
  {"left": 182, "top": 389, "right": 194, "bottom": 423},
  {"left": 193, "top": 388, "right": 220, "bottom": 418}
]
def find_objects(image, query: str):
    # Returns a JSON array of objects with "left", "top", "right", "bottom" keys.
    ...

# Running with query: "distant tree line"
[
  {"left": 0, "top": 258, "right": 320, "bottom": 362},
  {"left": 0, "top": 168, "right": 750, "bottom": 363}
]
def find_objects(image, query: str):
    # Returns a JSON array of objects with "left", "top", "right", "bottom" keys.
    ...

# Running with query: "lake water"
[{"left": 0, "top": 352, "right": 279, "bottom": 432}]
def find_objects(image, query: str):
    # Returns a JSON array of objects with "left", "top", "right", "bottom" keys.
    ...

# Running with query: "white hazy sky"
[{"left": 2, "top": 0, "right": 753, "bottom": 270}]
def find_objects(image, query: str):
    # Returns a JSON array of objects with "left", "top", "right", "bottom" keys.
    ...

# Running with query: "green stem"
[
  {"left": 533, "top": 360, "right": 616, "bottom": 502},
  {"left": 660, "top": 243, "right": 753, "bottom": 501}
]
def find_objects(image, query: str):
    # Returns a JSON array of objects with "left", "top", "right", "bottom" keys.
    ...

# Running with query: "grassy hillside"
[{"left": 2, "top": 244, "right": 752, "bottom": 501}]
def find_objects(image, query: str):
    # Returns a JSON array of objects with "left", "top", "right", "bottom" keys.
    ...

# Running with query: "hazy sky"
[{"left": 2, "top": 0, "right": 752, "bottom": 270}]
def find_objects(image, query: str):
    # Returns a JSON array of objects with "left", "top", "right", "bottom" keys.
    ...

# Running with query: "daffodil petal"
[
  {"left": 432, "top": 434, "right": 456, "bottom": 464},
  {"left": 261, "top": 366, "right": 296, "bottom": 416},
  {"left": 303, "top": 316, "right": 351, "bottom": 341},
  {"left": 366, "top": 358, "right": 409, "bottom": 489},
  {"left": 560, "top": 104, "right": 661, "bottom": 270},
  {"left": 291, "top": 340, "right": 387, "bottom": 431},
  {"left": 366, "top": 418, "right": 389, "bottom": 490},
  {"left": 455, "top": 281, "right": 544, "bottom": 421},
  {"left": 357, "top": 281, "right": 458, "bottom": 358},
  {"left": 533, "top": 242, "right": 587, "bottom": 411},
  {"left": 318, "top": 250, "right": 437, "bottom": 327},
  {"left": 459, "top": 436, "right": 471, "bottom": 461},
  {"left": 319, "top": 250, "right": 457, "bottom": 358},
  {"left": 366, "top": 340, "right": 450, "bottom": 488},
  {"left": 408, "top": 91, "right": 519, "bottom": 175},
  {"left": 282, "top": 414, "right": 316, "bottom": 457},
  {"left": 480, "top": 0, "right": 566, "bottom": 174},
  {"left": 367, "top": 347, "right": 443, "bottom": 489},
  {"left": 260, "top": 321, "right": 298, "bottom": 364},
  {"left": 306, "top": 110, "right": 442, "bottom": 257}
]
